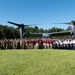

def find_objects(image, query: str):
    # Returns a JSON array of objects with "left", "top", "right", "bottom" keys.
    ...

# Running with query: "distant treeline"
[
  {"left": 0, "top": 25, "right": 20, "bottom": 39},
  {"left": 0, "top": 25, "right": 71, "bottom": 39}
]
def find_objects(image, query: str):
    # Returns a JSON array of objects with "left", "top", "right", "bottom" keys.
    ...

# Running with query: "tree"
[
  {"left": 66, "top": 26, "right": 71, "bottom": 31},
  {"left": 0, "top": 25, "right": 20, "bottom": 39}
]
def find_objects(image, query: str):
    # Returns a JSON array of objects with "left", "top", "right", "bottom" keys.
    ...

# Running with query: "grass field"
[{"left": 0, "top": 49, "right": 75, "bottom": 75}]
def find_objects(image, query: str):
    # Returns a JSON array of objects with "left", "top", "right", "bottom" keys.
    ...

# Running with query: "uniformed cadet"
[
  {"left": 73, "top": 39, "right": 75, "bottom": 49},
  {"left": 25, "top": 39, "right": 29, "bottom": 49},
  {"left": 34, "top": 38, "right": 39, "bottom": 49},
  {"left": 20, "top": 39, "right": 23, "bottom": 49},
  {"left": 23, "top": 39, "right": 26, "bottom": 49},
  {"left": 13, "top": 39, "right": 15, "bottom": 49},
  {"left": 49, "top": 39, "right": 54, "bottom": 49},
  {"left": 46, "top": 39, "right": 50, "bottom": 49},
  {"left": 0, "top": 40, "right": 1, "bottom": 49},
  {"left": 22, "top": 39, "right": 24, "bottom": 49},
  {"left": 42, "top": 38, "right": 46, "bottom": 49},
  {"left": 70, "top": 40, "right": 73, "bottom": 49},
  {"left": 4, "top": 39, "right": 7, "bottom": 49},
  {"left": 8, "top": 39, "right": 11, "bottom": 49},
  {"left": 1, "top": 39, "right": 4, "bottom": 49},
  {"left": 16, "top": 39, "right": 20, "bottom": 49},
  {"left": 10, "top": 39, "right": 13, "bottom": 49},
  {"left": 52, "top": 40, "right": 57, "bottom": 49},
  {"left": 32, "top": 38, "right": 36, "bottom": 49},
  {"left": 59, "top": 40, "right": 64, "bottom": 49},
  {"left": 28, "top": 39, "right": 33, "bottom": 49},
  {"left": 31, "top": 39, "right": 34, "bottom": 49},
  {"left": 37, "top": 38, "right": 43, "bottom": 49},
  {"left": 28, "top": 39, "right": 31, "bottom": 49}
]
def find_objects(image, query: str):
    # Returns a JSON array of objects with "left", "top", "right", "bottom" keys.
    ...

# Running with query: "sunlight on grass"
[{"left": 0, "top": 49, "right": 75, "bottom": 75}]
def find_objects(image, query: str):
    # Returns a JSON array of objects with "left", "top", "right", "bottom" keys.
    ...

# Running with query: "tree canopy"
[{"left": 0, "top": 25, "right": 70, "bottom": 39}]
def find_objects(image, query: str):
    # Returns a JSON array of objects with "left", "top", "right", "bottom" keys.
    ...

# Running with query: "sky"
[{"left": 0, "top": 0, "right": 75, "bottom": 29}]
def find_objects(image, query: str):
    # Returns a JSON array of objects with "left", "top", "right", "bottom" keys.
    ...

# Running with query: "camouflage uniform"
[
  {"left": 4, "top": 39, "right": 7, "bottom": 49},
  {"left": 0, "top": 40, "right": 1, "bottom": 49},
  {"left": 20, "top": 39, "right": 23, "bottom": 49},
  {"left": 23, "top": 39, "right": 26, "bottom": 49},
  {"left": 1, "top": 39, "right": 4, "bottom": 49},
  {"left": 17, "top": 39, "right": 20, "bottom": 49}
]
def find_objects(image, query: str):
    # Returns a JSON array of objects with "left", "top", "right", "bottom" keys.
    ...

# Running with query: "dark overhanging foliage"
[{"left": 0, "top": 25, "right": 20, "bottom": 39}]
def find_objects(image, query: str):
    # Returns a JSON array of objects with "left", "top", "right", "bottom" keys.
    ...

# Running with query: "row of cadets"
[
  {"left": 42, "top": 38, "right": 54, "bottom": 49},
  {"left": 34, "top": 38, "right": 43, "bottom": 49},
  {"left": 0, "top": 38, "right": 55, "bottom": 49},
  {"left": 53, "top": 39, "right": 75, "bottom": 49}
]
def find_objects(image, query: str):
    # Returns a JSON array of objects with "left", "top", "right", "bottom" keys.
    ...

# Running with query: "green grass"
[{"left": 0, "top": 49, "right": 75, "bottom": 75}]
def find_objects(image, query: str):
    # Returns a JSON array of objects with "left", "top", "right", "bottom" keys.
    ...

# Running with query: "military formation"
[
  {"left": 0, "top": 38, "right": 54, "bottom": 49},
  {"left": 53, "top": 38, "right": 75, "bottom": 49},
  {"left": 0, "top": 38, "right": 75, "bottom": 50}
]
